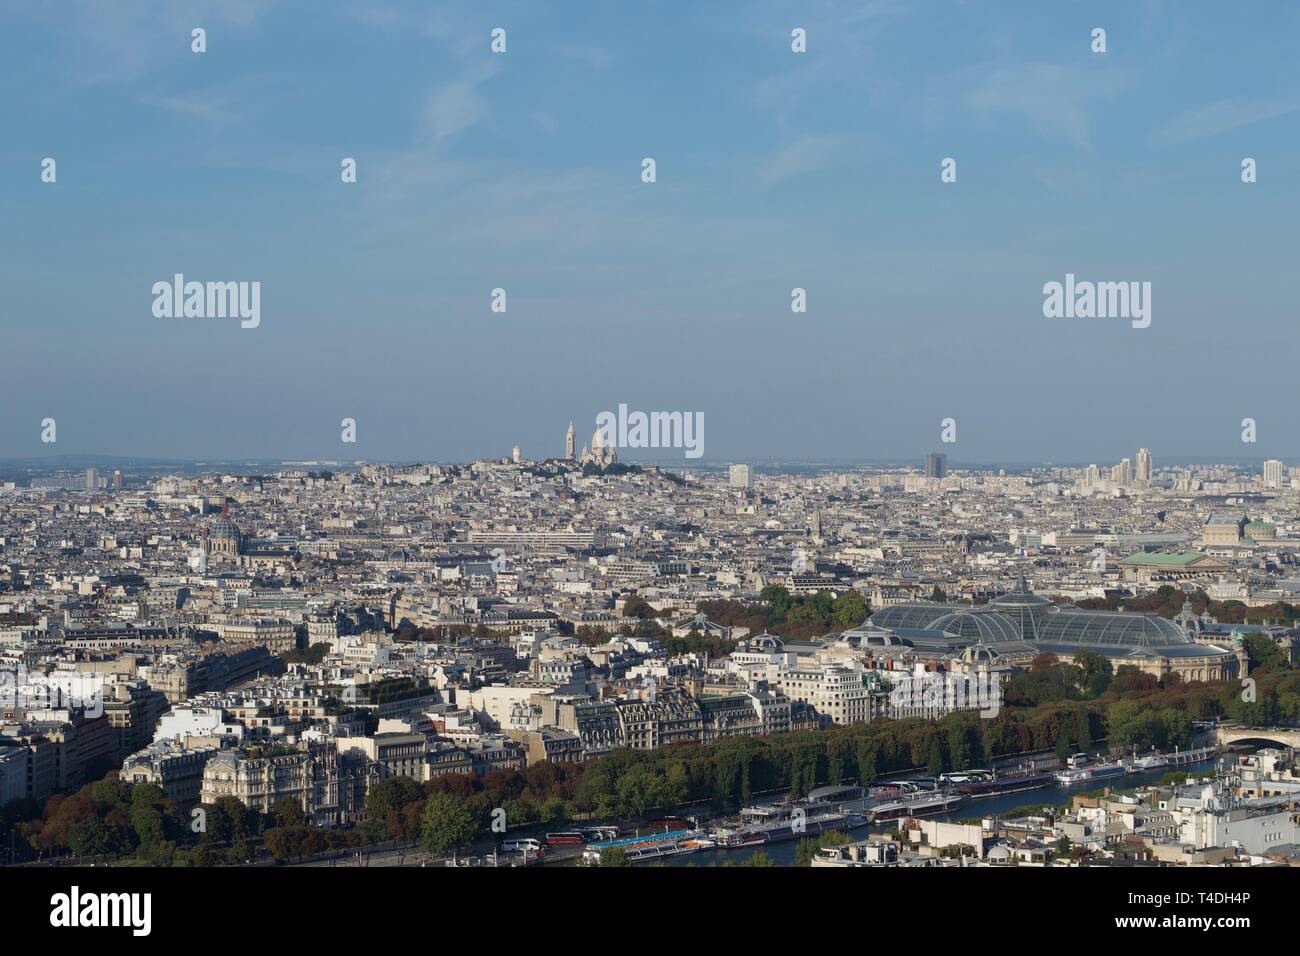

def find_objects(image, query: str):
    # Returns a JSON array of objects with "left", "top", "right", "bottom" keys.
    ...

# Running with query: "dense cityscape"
[
  {"left": 3, "top": 437, "right": 1299, "bottom": 877},
  {"left": 7, "top": 0, "right": 1293, "bottom": 937}
]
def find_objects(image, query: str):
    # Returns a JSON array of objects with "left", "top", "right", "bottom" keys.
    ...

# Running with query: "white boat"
[
  {"left": 709, "top": 801, "right": 866, "bottom": 847},
  {"left": 581, "top": 830, "right": 712, "bottom": 864},
  {"left": 1053, "top": 768, "right": 1091, "bottom": 785},
  {"left": 1131, "top": 753, "right": 1167, "bottom": 771},
  {"left": 862, "top": 792, "right": 962, "bottom": 823},
  {"left": 1055, "top": 762, "right": 1126, "bottom": 785}
]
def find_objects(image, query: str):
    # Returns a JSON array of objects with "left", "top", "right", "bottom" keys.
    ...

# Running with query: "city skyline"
[{"left": 4, "top": 436, "right": 1300, "bottom": 472}]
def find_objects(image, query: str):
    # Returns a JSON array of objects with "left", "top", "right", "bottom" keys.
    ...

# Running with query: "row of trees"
[
  {"left": 0, "top": 776, "right": 335, "bottom": 866},
  {"left": 358, "top": 761, "right": 582, "bottom": 856},
  {"left": 1002, "top": 650, "right": 1115, "bottom": 706},
  {"left": 1223, "top": 644, "right": 1300, "bottom": 725},
  {"left": 698, "top": 586, "right": 870, "bottom": 643},
  {"left": 577, "top": 588, "right": 872, "bottom": 656},
  {"left": 1075, "top": 584, "right": 1300, "bottom": 627}
]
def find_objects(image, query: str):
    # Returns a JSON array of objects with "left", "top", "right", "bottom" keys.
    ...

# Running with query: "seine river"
[{"left": 655, "top": 759, "right": 1219, "bottom": 867}]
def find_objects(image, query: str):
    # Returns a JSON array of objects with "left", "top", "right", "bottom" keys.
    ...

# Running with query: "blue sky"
[{"left": 3, "top": 0, "right": 1299, "bottom": 464}]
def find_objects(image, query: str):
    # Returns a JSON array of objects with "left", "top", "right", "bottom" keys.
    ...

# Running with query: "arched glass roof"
[
  {"left": 991, "top": 604, "right": 1051, "bottom": 641},
  {"left": 867, "top": 603, "right": 1021, "bottom": 643},
  {"left": 870, "top": 590, "right": 1196, "bottom": 649},
  {"left": 928, "top": 610, "right": 1023, "bottom": 644},
  {"left": 870, "top": 603, "right": 952, "bottom": 631},
  {"left": 1035, "top": 609, "right": 1193, "bottom": 648}
]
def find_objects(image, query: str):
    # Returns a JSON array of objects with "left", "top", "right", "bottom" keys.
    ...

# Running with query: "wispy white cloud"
[
  {"left": 1150, "top": 95, "right": 1300, "bottom": 146},
  {"left": 755, "top": 133, "right": 864, "bottom": 187},
  {"left": 144, "top": 82, "right": 262, "bottom": 126},
  {"left": 419, "top": 61, "right": 500, "bottom": 145},
  {"left": 748, "top": 3, "right": 902, "bottom": 123},
  {"left": 961, "top": 63, "right": 1128, "bottom": 149},
  {"left": 18, "top": 0, "right": 272, "bottom": 86}
]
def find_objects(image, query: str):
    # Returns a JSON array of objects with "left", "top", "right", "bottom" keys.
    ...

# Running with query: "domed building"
[
  {"left": 838, "top": 622, "right": 909, "bottom": 651},
  {"left": 579, "top": 423, "right": 618, "bottom": 468},
  {"left": 206, "top": 505, "right": 243, "bottom": 559},
  {"left": 864, "top": 572, "right": 1238, "bottom": 683},
  {"left": 982, "top": 575, "right": 1053, "bottom": 639}
]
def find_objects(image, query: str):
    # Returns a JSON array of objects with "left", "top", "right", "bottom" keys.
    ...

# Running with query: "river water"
[{"left": 656, "top": 759, "right": 1219, "bottom": 867}]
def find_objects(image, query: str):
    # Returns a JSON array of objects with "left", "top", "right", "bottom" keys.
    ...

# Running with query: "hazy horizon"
[
  {"left": 5, "top": 1, "right": 1299, "bottom": 462},
  {"left": 1, "top": 449, "right": 1293, "bottom": 474}
]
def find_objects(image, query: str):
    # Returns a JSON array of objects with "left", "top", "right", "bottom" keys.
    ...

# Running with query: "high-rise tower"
[{"left": 1136, "top": 447, "right": 1152, "bottom": 485}]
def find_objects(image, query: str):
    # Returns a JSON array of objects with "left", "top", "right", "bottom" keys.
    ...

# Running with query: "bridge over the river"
[{"left": 1216, "top": 726, "right": 1300, "bottom": 749}]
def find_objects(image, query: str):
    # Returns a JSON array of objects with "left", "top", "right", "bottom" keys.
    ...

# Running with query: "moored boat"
[
  {"left": 1090, "top": 762, "right": 1127, "bottom": 780},
  {"left": 954, "top": 771, "right": 1055, "bottom": 798},
  {"left": 709, "top": 801, "right": 866, "bottom": 848},
  {"left": 1054, "top": 762, "right": 1125, "bottom": 785},
  {"left": 581, "top": 829, "right": 711, "bottom": 863},
  {"left": 1130, "top": 753, "right": 1167, "bottom": 771},
  {"left": 1054, "top": 767, "right": 1090, "bottom": 785},
  {"left": 863, "top": 792, "right": 962, "bottom": 823}
]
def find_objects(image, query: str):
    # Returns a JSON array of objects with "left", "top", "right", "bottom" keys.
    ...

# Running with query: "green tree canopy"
[{"left": 421, "top": 792, "right": 478, "bottom": 854}]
